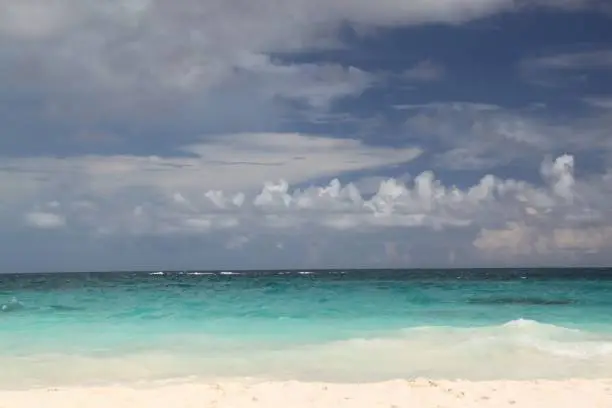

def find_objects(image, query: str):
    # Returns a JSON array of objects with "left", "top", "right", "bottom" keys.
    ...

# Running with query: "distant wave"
[
  {"left": 0, "top": 297, "right": 23, "bottom": 313},
  {"left": 149, "top": 271, "right": 235, "bottom": 276},
  {"left": 468, "top": 297, "right": 574, "bottom": 305},
  {"left": 1, "top": 297, "right": 86, "bottom": 314}
]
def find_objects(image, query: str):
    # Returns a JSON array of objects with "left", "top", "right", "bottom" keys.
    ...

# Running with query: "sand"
[{"left": 1, "top": 379, "right": 612, "bottom": 408}]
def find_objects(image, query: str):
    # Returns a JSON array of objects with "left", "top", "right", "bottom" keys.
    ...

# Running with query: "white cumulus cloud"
[
  {"left": 4, "top": 151, "right": 612, "bottom": 269},
  {"left": 14, "top": 154, "right": 612, "bottom": 260}
]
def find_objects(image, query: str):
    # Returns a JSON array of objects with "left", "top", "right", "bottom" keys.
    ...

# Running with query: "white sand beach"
[{"left": 1, "top": 379, "right": 611, "bottom": 408}]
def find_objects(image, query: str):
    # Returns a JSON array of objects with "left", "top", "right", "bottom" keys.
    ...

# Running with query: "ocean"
[{"left": 1, "top": 268, "right": 612, "bottom": 388}]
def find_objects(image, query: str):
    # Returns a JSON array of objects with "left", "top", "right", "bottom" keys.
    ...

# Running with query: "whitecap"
[{"left": 1, "top": 297, "right": 24, "bottom": 312}]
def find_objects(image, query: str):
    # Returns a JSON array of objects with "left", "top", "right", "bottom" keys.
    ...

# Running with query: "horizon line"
[{"left": 2, "top": 266, "right": 612, "bottom": 275}]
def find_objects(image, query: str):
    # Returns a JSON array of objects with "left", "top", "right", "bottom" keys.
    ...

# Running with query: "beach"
[{"left": 2, "top": 379, "right": 612, "bottom": 407}]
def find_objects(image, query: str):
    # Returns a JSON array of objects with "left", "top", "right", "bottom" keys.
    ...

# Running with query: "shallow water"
[{"left": 1, "top": 268, "right": 612, "bottom": 387}]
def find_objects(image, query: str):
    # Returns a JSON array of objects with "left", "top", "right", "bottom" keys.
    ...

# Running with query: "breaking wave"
[{"left": 1, "top": 319, "right": 612, "bottom": 387}]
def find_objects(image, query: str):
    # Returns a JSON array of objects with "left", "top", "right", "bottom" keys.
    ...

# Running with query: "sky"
[{"left": 1, "top": 0, "right": 612, "bottom": 272}]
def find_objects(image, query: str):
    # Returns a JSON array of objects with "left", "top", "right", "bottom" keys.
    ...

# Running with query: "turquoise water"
[{"left": 1, "top": 268, "right": 612, "bottom": 387}]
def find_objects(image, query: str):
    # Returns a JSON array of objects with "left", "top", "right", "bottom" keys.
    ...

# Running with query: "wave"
[
  {"left": 0, "top": 297, "right": 24, "bottom": 313},
  {"left": 468, "top": 297, "right": 574, "bottom": 305},
  {"left": 1, "top": 297, "right": 85, "bottom": 314},
  {"left": 149, "top": 271, "right": 237, "bottom": 276},
  {"left": 1, "top": 319, "right": 612, "bottom": 387},
  {"left": 256, "top": 319, "right": 612, "bottom": 381}
]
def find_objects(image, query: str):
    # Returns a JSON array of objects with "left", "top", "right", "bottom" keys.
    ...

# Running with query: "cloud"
[
  {"left": 13, "top": 154, "right": 612, "bottom": 259},
  {"left": 0, "top": 1, "right": 516, "bottom": 43},
  {"left": 24, "top": 211, "right": 66, "bottom": 229},
  {"left": 246, "top": 61, "right": 375, "bottom": 109},
  {"left": 551, "top": 226, "right": 612, "bottom": 252},
  {"left": 2, "top": 0, "right": 603, "bottom": 132},
  {"left": 226, "top": 235, "right": 251, "bottom": 250},
  {"left": 398, "top": 102, "right": 612, "bottom": 170},
  {"left": 0, "top": 132, "right": 422, "bottom": 203},
  {"left": 2, "top": 1, "right": 504, "bottom": 96},
  {"left": 473, "top": 222, "right": 540, "bottom": 256},
  {"left": 519, "top": 49, "right": 612, "bottom": 87},
  {"left": 521, "top": 49, "right": 612, "bottom": 71},
  {"left": 401, "top": 102, "right": 553, "bottom": 170},
  {"left": 540, "top": 154, "right": 575, "bottom": 201},
  {"left": 5, "top": 152, "right": 612, "bottom": 269},
  {"left": 583, "top": 96, "right": 612, "bottom": 109},
  {"left": 400, "top": 60, "right": 446, "bottom": 82},
  {"left": 473, "top": 223, "right": 612, "bottom": 258},
  {"left": 3, "top": 2, "right": 612, "bottom": 270}
]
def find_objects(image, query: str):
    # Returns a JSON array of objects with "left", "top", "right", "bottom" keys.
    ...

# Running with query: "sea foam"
[{"left": 1, "top": 320, "right": 612, "bottom": 387}]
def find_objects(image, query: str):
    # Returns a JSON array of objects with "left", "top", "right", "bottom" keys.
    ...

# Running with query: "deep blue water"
[{"left": 1, "top": 268, "right": 612, "bottom": 387}]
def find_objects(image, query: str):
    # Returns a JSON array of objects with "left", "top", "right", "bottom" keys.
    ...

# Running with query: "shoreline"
[{"left": 2, "top": 378, "right": 612, "bottom": 407}]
